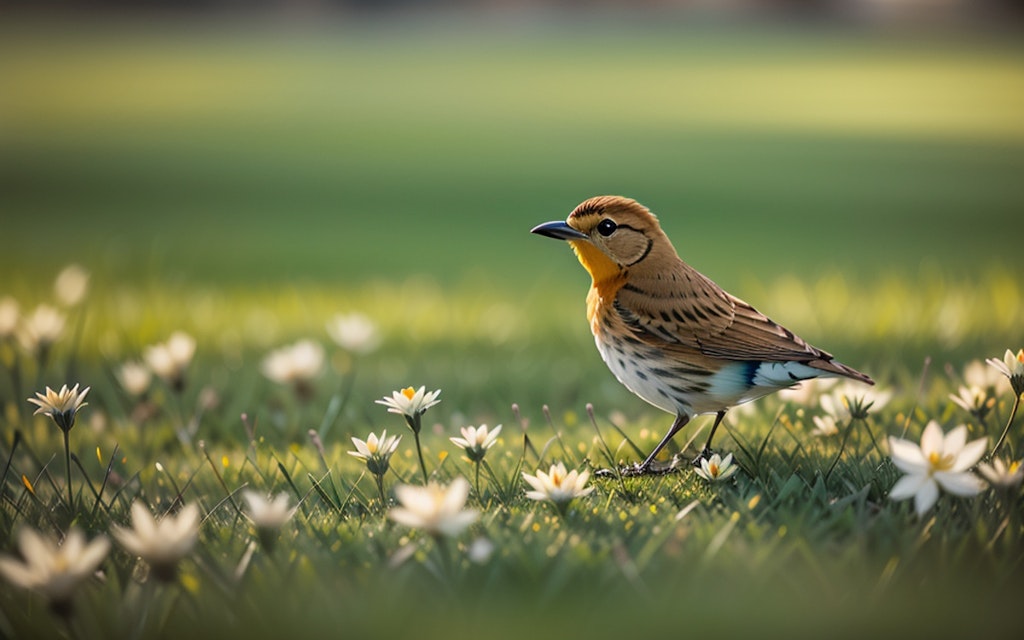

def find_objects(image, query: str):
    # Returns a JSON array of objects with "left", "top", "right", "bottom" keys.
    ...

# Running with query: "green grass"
[
  {"left": 0, "top": 273, "right": 1021, "bottom": 638},
  {"left": 0, "top": 17, "right": 1023, "bottom": 639}
]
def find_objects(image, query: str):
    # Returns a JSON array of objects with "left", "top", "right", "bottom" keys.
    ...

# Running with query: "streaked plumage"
[{"left": 532, "top": 195, "right": 873, "bottom": 475}]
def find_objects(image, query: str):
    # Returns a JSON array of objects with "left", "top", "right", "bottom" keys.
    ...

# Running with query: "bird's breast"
[{"left": 586, "top": 279, "right": 625, "bottom": 337}]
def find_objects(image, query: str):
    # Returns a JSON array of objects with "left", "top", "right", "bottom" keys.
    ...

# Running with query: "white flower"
[
  {"left": 888, "top": 421, "right": 987, "bottom": 517},
  {"left": 450, "top": 424, "right": 502, "bottom": 462},
  {"left": 694, "top": 453, "right": 739, "bottom": 482},
  {"left": 0, "top": 297, "right": 19, "bottom": 339},
  {"left": 810, "top": 414, "right": 840, "bottom": 438},
  {"left": 260, "top": 340, "right": 324, "bottom": 386},
  {"left": 987, "top": 348, "right": 1024, "bottom": 396},
  {"left": 348, "top": 430, "right": 401, "bottom": 476},
  {"left": 326, "top": 313, "right": 380, "bottom": 354},
  {"left": 54, "top": 264, "right": 90, "bottom": 307},
  {"left": 144, "top": 332, "right": 196, "bottom": 390},
  {"left": 977, "top": 458, "right": 1024, "bottom": 492},
  {"left": 522, "top": 462, "right": 594, "bottom": 505},
  {"left": 388, "top": 477, "right": 479, "bottom": 538},
  {"left": 27, "top": 384, "right": 90, "bottom": 433},
  {"left": 117, "top": 361, "right": 152, "bottom": 397},
  {"left": 113, "top": 502, "right": 200, "bottom": 581},
  {"left": 376, "top": 386, "right": 441, "bottom": 419},
  {"left": 0, "top": 528, "right": 109, "bottom": 605},
  {"left": 18, "top": 304, "right": 65, "bottom": 354},
  {"left": 242, "top": 491, "right": 296, "bottom": 529},
  {"left": 948, "top": 385, "right": 994, "bottom": 418}
]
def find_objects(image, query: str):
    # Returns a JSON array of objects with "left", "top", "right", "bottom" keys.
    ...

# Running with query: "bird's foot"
[
  {"left": 596, "top": 460, "right": 680, "bottom": 478},
  {"left": 690, "top": 447, "right": 715, "bottom": 467}
]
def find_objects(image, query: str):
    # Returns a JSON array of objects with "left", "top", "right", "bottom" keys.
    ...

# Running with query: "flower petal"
[
  {"left": 934, "top": 471, "right": 985, "bottom": 497},
  {"left": 440, "top": 477, "right": 471, "bottom": 515},
  {"left": 950, "top": 438, "right": 988, "bottom": 472},
  {"left": 943, "top": 425, "right": 968, "bottom": 456},
  {"left": 129, "top": 502, "right": 157, "bottom": 541},
  {"left": 919, "top": 421, "right": 944, "bottom": 457},
  {"left": 18, "top": 528, "right": 51, "bottom": 573},
  {"left": 388, "top": 507, "right": 424, "bottom": 529},
  {"left": 888, "top": 437, "right": 926, "bottom": 473},
  {"left": 393, "top": 485, "right": 430, "bottom": 518},
  {"left": 913, "top": 479, "right": 940, "bottom": 517},
  {"left": 76, "top": 536, "right": 111, "bottom": 574},
  {"left": 436, "top": 510, "right": 479, "bottom": 537},
  {"left": 889, "top": 473, "right": 927, "bottom": 501},
  {"left": 521, "top": 472, "right": 546, "bottom": 494},
  {"left": 0, "top": 556, "right": 38, "bottom": 590}
]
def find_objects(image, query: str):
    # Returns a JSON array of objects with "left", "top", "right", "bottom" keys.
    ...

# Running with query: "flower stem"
[
  {"left": 413, "top": 430, "right": 429, "bottom": 484},
  {"left": 473, "top": 461, "right": 481, "bottom": 501},
  {"left": 992, "top": 393, "right": 1020, "bottom": 457},
  {"left": 825, "top": 418, "right": 855, "bottom": 482},
  {"left": 374, "top": 473, "right": 386, "bottom": 508},
  {"left": 63, "top": 428, "right": 73, "bottom": 511}
]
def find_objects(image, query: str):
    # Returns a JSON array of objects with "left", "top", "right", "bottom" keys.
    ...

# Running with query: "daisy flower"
[
  {"left": 389, "top": 477, "right": 479, "bottom": 538},
  {"left": 888, "top": 421, "right": 986, "bottom": 517},
  {"left": 113, "top": 502, "right": 201, "bottom": 582},
  {"left": 28, "top": 384, "right": 90, "bottom": 434},
  {"left": 450, "top": 424, "right": 502, "bottom": 463},
  {"left": 694, "top": 453, "right": 739, "bottom": 482},
  {"left": 523, "top": 462, "right": 594, "bottom": 510},
  {"left": 0, "top": 528, "right": 109, "bottom": 613}
]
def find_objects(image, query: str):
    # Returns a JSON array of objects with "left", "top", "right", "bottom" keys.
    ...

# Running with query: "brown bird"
[{"left": 532, "top": 195, "right": 874, "bottom": 476}]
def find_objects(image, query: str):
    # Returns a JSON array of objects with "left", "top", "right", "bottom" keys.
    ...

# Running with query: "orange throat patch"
[{"left": 570, "top": 240, "right": 625, "bottom": 335}]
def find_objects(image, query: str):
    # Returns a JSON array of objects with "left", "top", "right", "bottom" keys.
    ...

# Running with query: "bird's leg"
[
  {"left": 618, "top": 414, "right": 691, "bottom": 477},
  {"left": 692, "top": 410, "right": 726, "bottom": 465}
]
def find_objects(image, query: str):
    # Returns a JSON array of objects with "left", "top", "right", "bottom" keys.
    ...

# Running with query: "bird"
[{"left": 531, "top": 195, "right": 874, "bottom": 476}]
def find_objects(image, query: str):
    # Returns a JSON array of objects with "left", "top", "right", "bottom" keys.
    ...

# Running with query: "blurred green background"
[{"left": 3, "top": 15, "right": 1023, "bottom": 295}]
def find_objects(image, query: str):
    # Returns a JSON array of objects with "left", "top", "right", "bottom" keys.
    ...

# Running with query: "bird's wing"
[{"left": 613, "top": 264, "right": 830, "bottom": 363}]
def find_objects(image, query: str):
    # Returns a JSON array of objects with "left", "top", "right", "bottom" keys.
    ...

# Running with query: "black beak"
[{"left": 531, "top": 220, "right": 588, "bottom": 241}]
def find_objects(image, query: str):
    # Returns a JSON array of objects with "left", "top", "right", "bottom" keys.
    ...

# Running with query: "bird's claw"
[
  {"left": 690, "top": 447, "right": 715, "bottom": 467},
  {"left": 596, "top": 460, "right": 680, "bottom": 478}
]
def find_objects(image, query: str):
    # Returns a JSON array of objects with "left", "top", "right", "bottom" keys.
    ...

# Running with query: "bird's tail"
[{"left": 810, "top": 358, "right": 875, "bottom": 385}]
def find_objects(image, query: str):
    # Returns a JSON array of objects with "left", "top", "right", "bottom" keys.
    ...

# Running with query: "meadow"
[{"left": 1, "top": 17, "right": 1023, "bottom": 638}]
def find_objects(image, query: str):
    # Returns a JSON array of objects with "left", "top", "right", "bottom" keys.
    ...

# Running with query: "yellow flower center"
[
  {"left": 1010, "top": 461, "right": 1021, "bottom": 474},
  {"left": 708, "top": 462, "right": 720, "bottom": 476},
  {"left": 401, "top": 387, "right": 416, "bottom": 400},
  {"left": 927, "top": 451, "right": 955, "bottom": 471},
  {"left": 54, "top": 554, "right": 70, "bottom": 572}
]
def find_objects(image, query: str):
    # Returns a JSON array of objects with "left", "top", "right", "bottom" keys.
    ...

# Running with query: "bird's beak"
[{"left": 531, "top": 220, "right": 588, "bottom": 241}]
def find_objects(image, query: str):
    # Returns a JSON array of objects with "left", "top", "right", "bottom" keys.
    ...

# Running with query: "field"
[{"left": 1, "top": 17, "right": 1023, "bottom": 638}]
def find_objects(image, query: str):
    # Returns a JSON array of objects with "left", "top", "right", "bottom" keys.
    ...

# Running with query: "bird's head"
[{"left": 531, "top": 196, "right": 674, "bottom": 284}]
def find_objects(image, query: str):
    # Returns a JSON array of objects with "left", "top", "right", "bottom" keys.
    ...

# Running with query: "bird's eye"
[{"left": 596, "top": 219, "right": 617, "bottom": 237}]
